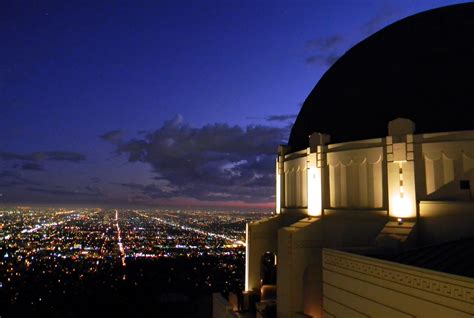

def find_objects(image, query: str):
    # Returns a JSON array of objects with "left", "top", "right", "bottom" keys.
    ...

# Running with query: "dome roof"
[{"left": 289, "top": 3, "right": 474, "bottom": 151}]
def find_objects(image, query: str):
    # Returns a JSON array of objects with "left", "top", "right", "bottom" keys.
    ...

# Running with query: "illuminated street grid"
[{"left": 0, "top": 206, "right": 269, "bottom": 314}]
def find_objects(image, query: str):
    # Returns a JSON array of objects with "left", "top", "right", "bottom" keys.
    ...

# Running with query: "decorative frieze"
[{"left": 323, "top": 251, "right": 474, "bottom": 304}]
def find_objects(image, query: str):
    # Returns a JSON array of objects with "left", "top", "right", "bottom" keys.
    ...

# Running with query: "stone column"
[
  {"left": 386, "top": 118, "right": 417, "bottom": 219},
  {"left": 307, "top": 133, "right": 330, "bottom": 216}
]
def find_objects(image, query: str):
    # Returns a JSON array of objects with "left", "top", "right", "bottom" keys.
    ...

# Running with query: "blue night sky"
[{"left": 0, "top": 0, "right": 469, "bottom": 207}]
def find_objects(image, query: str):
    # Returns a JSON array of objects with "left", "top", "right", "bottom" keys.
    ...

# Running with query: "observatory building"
[{"left": 214, "top": 3, "right": 474, "bottom": 318}]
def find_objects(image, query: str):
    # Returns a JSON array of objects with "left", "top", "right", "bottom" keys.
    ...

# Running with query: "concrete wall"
[
  {"left": 246, "top": 212, "right": 306, "bottom": 292},
  {"left": 303, "top": 262, "right": 322, "bottom": 318},
  {"left": 277, "top": 218, "right": 323, "bottom": 318},
  {"left": 213, "top": 293, "right": 237, "bottom": 318},
  {"left": 284, "top": 156, "right": 308, "bottom": 208},
  {"left": 276, "top": 211, "right": 389, "bottom": 318},
  {"left": 417, "top": 132, "right": 474, "bottom": 201},
  {"left": 327, "top": 146, "right": 384, "bottom": 209},
  {"left": 281, "top": 137, "right": 387, "bottom": 212},
  {"left": 246, "top": 128, "right": 474, "bottom": 318},
  {"left": 321, "top": 210, "right": 388, "bottom": 248},
  {"left": 280, "top": 129, "right": 474, "bottom": 218},
  {"left": 419, "top": 201, "right": 474, "bottom": 244},
  {"left": 322, "top": 249, "right": 474, "bottom": 318},
  {"left": 246, "top": 215, "right": 281, "bottom": 292}
]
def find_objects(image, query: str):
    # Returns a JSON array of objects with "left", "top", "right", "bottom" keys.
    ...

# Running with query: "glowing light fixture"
[
  {"left": 392, "top": 195, "right": 412, "bottom": 218},
  {"left": 391, "top": 162, "right": 413, "bottom": 218},
  {"left": 245, "top": 223, "right": 250, "bottom": 291},
  {"left": 307, "top": 166, "right": 322, "bottom": 216},
  {"left": 276, "top": 173, "right": 281, "bottom": 214}
]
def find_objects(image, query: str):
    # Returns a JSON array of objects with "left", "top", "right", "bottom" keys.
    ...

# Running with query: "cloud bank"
[
  {"left": 106, "top": 116, "right": 289, "bottom": 203},
  {"left": 305, "top": 35, "right": 345, "bottom": 67},
  {"left": 0, "top": 151, "right": 86, "bottom": 162}
]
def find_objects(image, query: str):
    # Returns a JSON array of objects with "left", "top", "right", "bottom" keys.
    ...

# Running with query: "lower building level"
[{"left": 215, "top": 122, "right": 474, "bottom": 317}]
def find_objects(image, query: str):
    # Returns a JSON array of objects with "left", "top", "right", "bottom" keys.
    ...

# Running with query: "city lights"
[{"left": 0, "top": 206, "right": 268, "bottom": 316}]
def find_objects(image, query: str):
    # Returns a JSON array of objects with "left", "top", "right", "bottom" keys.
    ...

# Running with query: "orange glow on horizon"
[{"left": 146, "top": 197, "right": 275, "bottom": 210}]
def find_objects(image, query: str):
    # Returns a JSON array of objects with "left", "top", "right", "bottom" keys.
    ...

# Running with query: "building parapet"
[{"left": 323, "top": 248, "right": 474, "bottom": 316}]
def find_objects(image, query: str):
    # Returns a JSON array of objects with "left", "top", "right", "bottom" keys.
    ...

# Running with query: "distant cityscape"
[{"left": 0, "top": 207, "right": 270, "bottom": 317}]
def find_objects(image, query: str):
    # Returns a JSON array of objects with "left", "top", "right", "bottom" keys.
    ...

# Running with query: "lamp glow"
[
  {"left": 276, "top": 173, "right": 281, "bottom": 214},
  {"left": 390, "top": 161, "right": 415, "bottom": 218},
  {"left": 307, "top": 166, "right": 322, "bottom": 216},
  {"left": 245, "top": 223, "right": 249, "bottom": 291},
  {"left": 392, "top": 195, "right": 412, "bottom": 218}
]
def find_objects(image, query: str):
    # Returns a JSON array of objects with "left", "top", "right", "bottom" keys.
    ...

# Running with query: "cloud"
[
  {"left": 247, "top": 114, "right": 297, "bottom": 123},
  {"left": 17, "top": 162, "right": 44, "bottom": 171},
  {"left": 106, "top": 116, "right": 289, "bottom": 203},
  {"left": 0, "top": 170, "right": 21, "bottom": 178},
  {"left": 304, "top": 35, "right": 346, "bottom": 67},
  {"left": 362, "top": 4, "right": 401, "bottom": 35},
  {"left": 0, "top": 151, "right": 86, "bottom": 162},
  {"left": 90, "top": 177, "right": 101, "bottom": 183},
  {"left": 0, "top": 181, "right": 25, "bottom": 188},
  {"left": 306, "top": 35, "right": 344, "bottom": 51},
  {"left": 100, "top": 130, "right": 124, "bottom": 144},
  {"left": 266, "top": 114, "right": 297, "bottom": 122},
  {"left": 119, "top": 180, "right": 179, "bottom": 199},
  {"left": 305, "top": 52, "right": 341, "bottom": 66},
  {"left": 0, "top": 170, "right": 40, "bottom": 187},
  {"left": 26, "top": 185, "right": 104, "bottom": 197}
]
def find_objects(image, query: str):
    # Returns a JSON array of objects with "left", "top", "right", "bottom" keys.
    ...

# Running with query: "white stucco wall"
[
  {"left": 243, "top": 129, "right": 474, "bottom": 318},
  {"left": 322, "top": 249, "right": 474, "bottom": 318},
  {"left": 327, "top": 147, "right": 384, "bottom": 209},
  {"left": 284, "top": 156, "right": 308, "bottom": 208}
]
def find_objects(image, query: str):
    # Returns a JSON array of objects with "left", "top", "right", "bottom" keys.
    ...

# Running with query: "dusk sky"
[{"left": 1, "top": 0, "right": 470, "bottom": 207}]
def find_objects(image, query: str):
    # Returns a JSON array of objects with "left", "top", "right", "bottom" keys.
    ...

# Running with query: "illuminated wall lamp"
[
  {"left": 276, "top": 173, "right": 281, "bottom": 214},
  {"left": 307, "top": 166, "right": 322, "bottom": 216},
  {"left": 391, "top": 161, "right": 413, "bottom": 218}
]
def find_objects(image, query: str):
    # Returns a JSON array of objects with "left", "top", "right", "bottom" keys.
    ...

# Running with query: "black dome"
[{"left": 289, "top": 3, "right": 474, "bottom": 151}]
